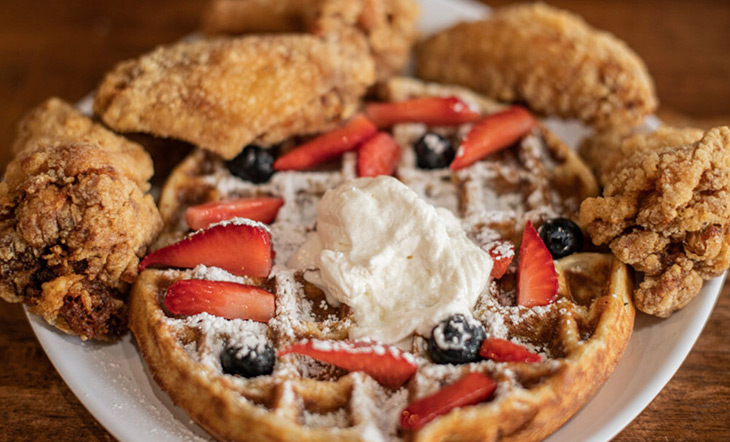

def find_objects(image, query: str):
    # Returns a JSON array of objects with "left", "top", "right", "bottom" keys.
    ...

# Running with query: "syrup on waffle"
[{"left": 130, "top": 79, "right": 633, "bottom": 441}]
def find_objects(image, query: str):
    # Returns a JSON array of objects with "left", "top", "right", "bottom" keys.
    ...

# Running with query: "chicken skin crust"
[
  {"left": 579, "top": 126, "right": 730, "bottom": 317},
  {"left": 416, "top": 2, "right": 657, "bottom": 130},
  {"left": 0, "top": 100, "right": 162, "bottom": 340},
  {"left": 94, "top": 35, "right": 375, "bottom": 160},
  {"left": 200, "top": 0, "right": 419, "bottom": 81},
  {"left": 12, "top": 97, "right": 154, "bottom": 190}
]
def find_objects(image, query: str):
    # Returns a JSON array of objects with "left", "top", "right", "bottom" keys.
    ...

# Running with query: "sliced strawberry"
[
  {"left": 185, "top": 197, "right": 284, "bottom": 230},
  {"left": 450, "top": 106, "right": 536, "bottom": 171},
  {"left": 273, "top": 114, "right": 377, "bottom": 171},
  {"left": 278, "top": 339, "right": 417, "bottom": 389},
  {"left": 139, "top": 222, "right": 273, "bottom": 278},
  {"left": 357, "top": 132, "right": 402, "bottom": 177},
  {"left": 365, "top": 96, "right": 481, "bottom": 128},
  {"left": 479, "top": 338, "right": 542, "bottom": 363},
  {"left": 486, "top": 240, "right": 514, "bottom": 279},
  {"left": 164, "top": 279, "right": 275, "bottom": 322},
  {"left": 516, "top": 220, "right": 558, "bottom": 307},
  {"left": 400, "top": 372, "right": 496, "bottom": 430}
]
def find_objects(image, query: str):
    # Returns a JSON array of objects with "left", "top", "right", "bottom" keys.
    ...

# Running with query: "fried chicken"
[
  {"left": 200, "top": 0, "right": 419, "bottom": 81},
  {"left": 579, "top": 126, "right": 730, "bottom": 317},
  {"left": 579, "top": 126, "right": 705, "bottom": 186},
  {"left": 12, "top": 97, "right": 154, "bottom": 190},
  {"left": 415, "top": 3, "right": 657, "bottom": 130},
  {"left": 0, "top": 101, "right": 162, "bottom": 340},
  {"left": 94, "top": 35, "right": 375, "bottom": 160}
]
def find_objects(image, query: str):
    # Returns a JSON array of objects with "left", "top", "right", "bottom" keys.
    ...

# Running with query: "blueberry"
[
  {"left": 414, "top": 132, "right": 455, "bottom": 169},
  {"left": 226, "top": 145, "right": 275, "bottom": 183},
  {"left": 220, "top": 343, "right": 275, "bottom": 378},
  {"left": 428, "top": 314, "right": 486, "bottom": 364},
  {"left": 538, "top": 218, "right": 583, "bottom": 259}
]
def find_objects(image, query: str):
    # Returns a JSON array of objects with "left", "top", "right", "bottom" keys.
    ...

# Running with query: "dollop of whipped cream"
[{"left": 289, "top": 176, "right": 492, "bottom": 344}]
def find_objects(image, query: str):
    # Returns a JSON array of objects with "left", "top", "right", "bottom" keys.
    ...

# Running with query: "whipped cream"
[{"left": 290, "top": 176, "right": 492, "bottom": 344}]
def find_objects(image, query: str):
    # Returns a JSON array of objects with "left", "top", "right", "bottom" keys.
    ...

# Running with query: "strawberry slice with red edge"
[
  {"left": 164, "top": 279, "right": 275, "bottom": 322},
  {"left": 357, "top": 132, "right": 402, "bottom": 177},
  {"left": 400, "top": 372, "right": 497, "bottom": 430},
  {"left": 139, "top": 222, "right": 274, "bottom": 278},
  {"left": 486, "top": 240, "right": 514, "bottom": 279},
  {"left": 516, "top": 220, "right": 558, "bottom": 307},
  {"left": 450, "top": 106, "right": 536, "bottom": 171},
  {"left": 365, "top": 96, "right": 481, "bottom": 128},
  {"left": 278, "top": 339, "right": 417, "bottom": 389},
  {"left": 185, "top": 196, "right": 284, "bottom": 230},
  {"left": 273, "top": 114, "right": 377, "bottom": 171},
  {"left": 479, "top": 338, "right": 542, "bottom": 363}
]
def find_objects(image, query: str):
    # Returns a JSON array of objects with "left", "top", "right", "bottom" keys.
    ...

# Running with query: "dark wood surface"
[{"left": 0, "top": 1, "right": 728, "bottom": 441}]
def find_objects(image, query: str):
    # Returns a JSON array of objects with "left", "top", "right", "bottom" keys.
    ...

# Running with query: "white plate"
[{"left": 26, "top": 1, "right": 725, "bottom": 441}]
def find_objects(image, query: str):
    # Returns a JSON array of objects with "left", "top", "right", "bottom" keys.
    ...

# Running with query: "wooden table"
[{"left": 0, "top": 1, "right": 728, "bottom": 441}]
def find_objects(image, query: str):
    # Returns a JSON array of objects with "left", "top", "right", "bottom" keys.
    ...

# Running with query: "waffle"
[{"left": 129, "top": 79, "right": 634, "bottom": 441}]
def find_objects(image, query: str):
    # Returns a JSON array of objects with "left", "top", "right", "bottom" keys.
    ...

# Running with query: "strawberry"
[
  {"left": 278, "top": 340, "right": 417, "bottom": 389},
  {"left": 486, "top": 240, "right": 514, "bottom": 279},
  {"left": 139, "top": 222, "right": 274, "bottom": 278},
  {"left": 450, "top": 106, "right": 536, "bottom": 171},
  {"left": 479, "top": 338, "right": 542, "bottom": 363},
  {"left": 365, "top": 96, "right": 481, "bottom": 128},
  {"left": 164, "top": 279, "right": 275, "bottom": 322},
  {"left": 357, "top": 132, "right": 402, "bottom": 177},
  {"left": 516, "top": 220, "right": 558, "bottom": 307},
  {"left": 185, "top": 196, "right": 284, "bottom": 230},
  {"left": 400, "top": 372, "right": 497, "bottom": 430},
  {"left": 273, "top": 114, "right": 377, "bottom": 171}
]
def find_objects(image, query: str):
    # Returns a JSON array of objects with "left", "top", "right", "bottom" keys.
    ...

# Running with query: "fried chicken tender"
[
  {"left": 200, "top": 0, "right": 419, "bottom": 81},
  {"left": 416, "top": 3, "right": 657, "bottom": 130},
  {"left": 12, "top": 97, "right": 154, "bottom": 190},
  {"left": 94, "top": 35, "right": 375, "bottom": 160},
  {"left": 579, "top": 126, "right": 730, "bottom": 317},
  {"left": 0, "top": 104, "right": 162, "bottom": 340}
]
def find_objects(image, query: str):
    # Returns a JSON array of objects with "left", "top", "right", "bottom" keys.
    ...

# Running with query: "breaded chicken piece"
[
  {"left": 416, "top": 3, "right": 657, "bottom": 130},
  {"left": 12, "top": 97, "right": 154, "bottom": 190},
  {"left": 579, "top": 126, "right": 705, "bottom": 186},
  {"left": 0, "top": 107, "right": 162, "bottom": 340},
  {"left": 94, "top": 35, "right": 375, "bottom": 160},
  {"left": 200, "top": 0, "right": 419, "bottom": 81},
  {"left": 579, "top": 126, "right": 730, "bottom": 317}
]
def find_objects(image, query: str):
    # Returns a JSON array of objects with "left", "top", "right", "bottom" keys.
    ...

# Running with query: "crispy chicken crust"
[
  {"left": 579, "top": 126, "right": 730, "bottom": 317},
  {"left": 12, "top": 97, "right": 154, "bottom": 190},
  {"left": 0, "top": 101, "right": 162, "bottom": 340},
  {"left": 200, "top": 0, "right": 419, "bottom": 81},
  {"left": 93, "top": 35, "right": 375, "bottom": 160},
  {"left": 415, "top": 2, "right": 657, "bottom": 130}
]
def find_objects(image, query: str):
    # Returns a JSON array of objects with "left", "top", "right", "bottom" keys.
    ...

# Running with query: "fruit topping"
[
  {"left": 357, "top": 132, "right": 402, "bottom": 177},
  {"left": 278, "top": 339, "right": 417, "bottom": 389},
  {"left": 226, "top": 145, "right": 276, "bottom": 183},
  {"left": 538, "top": 218, "right": 584, "bottom": 259},
  {"left": 139, "top": 222, "right": 274, "bottom": 278},
  {"left": 486, "top": 240, "right": 514, "bottom": 279},
  {"left": 428, "top": 314, "right": 486, "bottom": 365},
  {"left": 273, "top": 114, "right": 377, "bottom": 171},
  {"left": 365, "top": 96, "right": 481, "bottom": 128},
  {"left": 185, "top": 197, "right": 284, "bottom": 230},
  {"left": 400, "top": 372, "right": 497, "bottom": 430},
  {"left": 164, "top": 279, "right": 275, "bottom": 322},
  {"left": 221, "top": 343, "right": 276, "bottom": 378},
  {"left": 516, "top": 220, "right": 558, "bottom": 307},
  {"left": 479, "top": 338, "right": 542, "bottom": 363},
  {"left": 450, "top": 106, "right": 536, "bottom": 170},
  {"left": 414, "top": 132, "right": 455, "bottom": 169}
]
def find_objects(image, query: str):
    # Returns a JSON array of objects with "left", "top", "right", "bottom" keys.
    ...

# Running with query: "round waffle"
[{"left": 130, "top": 80, "right": 633, "bottom": 441}]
